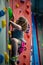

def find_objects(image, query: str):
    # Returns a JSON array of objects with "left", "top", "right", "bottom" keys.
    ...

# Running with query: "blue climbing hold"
[
  {"left": 0, "top": 28, "right": 2, "bottom": 32},
  {"left": 0, "top": 10, "right": 5, "bottom": 17},
  {"left": 0, "top": 54, "right": 4, "bottom": 64}
]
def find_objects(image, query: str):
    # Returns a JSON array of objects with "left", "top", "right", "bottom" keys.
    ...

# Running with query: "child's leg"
[
  {"left": 10, "top": 38, "right": 17, "bottom": 65},
  {"left": 11, "top": 38, "right": 20, "bottom": 56},
  {"left": 11, "top": 38, "right": 21, "bottom": 65}
]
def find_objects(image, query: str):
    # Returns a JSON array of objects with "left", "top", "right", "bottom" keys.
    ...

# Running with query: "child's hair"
[{"left": 16, "top": 17, "right": 27, "bottom": 31}]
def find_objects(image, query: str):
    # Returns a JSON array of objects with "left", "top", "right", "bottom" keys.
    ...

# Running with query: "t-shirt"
[{"left": 11, "top": 29, "right": 23, "bottom": 41}]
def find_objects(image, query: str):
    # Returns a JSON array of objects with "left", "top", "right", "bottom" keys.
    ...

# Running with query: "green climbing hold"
[
  {"left": 8, "top": 7, "right": 13, "bottom": 20},
  {"left": 42, "top": 44, "right": 43, "bottom": 46},
  {"left": 12, "top": 56, "right": 18, "bottom": 62}
]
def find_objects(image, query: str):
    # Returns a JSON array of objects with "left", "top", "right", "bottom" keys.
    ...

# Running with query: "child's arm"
[{"left": 10, "top": 21, "right": 22, "bottom": 30}]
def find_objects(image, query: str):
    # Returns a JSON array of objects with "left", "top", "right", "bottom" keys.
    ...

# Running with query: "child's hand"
[{"left": 10, "top": 21, "right": 22, "bottom": 30}]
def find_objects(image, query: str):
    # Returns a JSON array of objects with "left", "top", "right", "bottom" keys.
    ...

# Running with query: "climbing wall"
[
  {"left": 9, "top": 0, "right": 32, "bottom": 65},
  {"left": 0, "top": 0, "right": 6, "bottom": 65}
]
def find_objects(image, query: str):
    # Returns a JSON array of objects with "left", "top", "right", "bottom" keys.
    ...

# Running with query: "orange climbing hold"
[
  {"left": 3, "top": 7, "right": 7, "bottom": 12},
  {"left": 16, "top": 4, "right": 19, "bottom": 8}
]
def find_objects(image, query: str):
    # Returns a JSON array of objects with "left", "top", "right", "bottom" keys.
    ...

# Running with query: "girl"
[{"left": 9, "top": 17, "right": 27, "bottom": 65}]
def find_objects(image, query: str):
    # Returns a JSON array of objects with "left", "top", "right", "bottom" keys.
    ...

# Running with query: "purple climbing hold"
[
  {"left": 26, "top": 24, "right": 30, "bottom": 33},
  {"left": 18, "top": 41, "right": 25, "bottom": 54}
]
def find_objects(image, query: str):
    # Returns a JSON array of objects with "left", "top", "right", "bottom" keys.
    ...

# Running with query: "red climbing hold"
[
  {"left": 27, "top": 34, "right": 30, "bottom": 38},
  {"left": 20, "top": 0, "right": 25, "bottom": 3},
  {"left": 23, "top": 55, "right": 26, "bottom": 58},
  {"left": 27, "top": 4, "right": 29, "bottom": 8},
  {"left": 23, "top": 63, "right": 26, "bottom": 65},
  {"left": 25, "top": 9, "right": 29, "bottom": 14}
]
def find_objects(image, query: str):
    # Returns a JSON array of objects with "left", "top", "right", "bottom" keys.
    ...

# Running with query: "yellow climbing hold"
[
  {"left": 8, "top": 44, "right": 12, "bottom": 50},
  {"left": 4, "top": 52, "right": 9, "bottom": 63},
  {"left": 2, "top": 20, "right": 6, "bottom": 28},
  {"left": 8, "top": 31, "right": 11, "bottom": 35},
  {"left": 16, "top": 4, "right": 19, "bottom": 8}
]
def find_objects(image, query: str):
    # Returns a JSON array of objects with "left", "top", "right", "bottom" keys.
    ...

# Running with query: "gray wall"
[
  {"left": 31, "top": 0, "right": 43, "bottom": 13},
  {"left": 0, "top": 0, "right": 6, "bottom": 65}
]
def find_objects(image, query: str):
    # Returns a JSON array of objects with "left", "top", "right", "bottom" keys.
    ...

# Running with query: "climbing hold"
[
  {"left": 8, "top": 7, "right": 13, "bottom": 20},
  {"left": 24, "top": 47, "right": 27, "bottom": 51},
  {"left": 41, "top": 44, "right": 43, "bottom": 46},
  {"left": 20, "top": 0, "right": 25, "bottom": 3},
  {"left": 26, "top": 29, "right": 29, "bottom": 33},
  {"left": 0, "top": 10, "right": 5, "bottom": 17},
  {"left": 2, "top": 20, "right": 6, "bottom": 28},
  {"left": 26, "top": 24, "right": 30, "bottom": 33},
  {"left": 8, "top": 31, "right": 11, "bottom": 35},
  {"left": 12, "top": 56, "right": 18, "bottom": 61},
  {"left": 8, "top": 44, "right": 12, "bottom": 50},
  {"left": 4, "top": 52, "right": 9, "bottom": 63},
  {"left": 0, "top": 54, "right": 4, "bottom": 64},
  {"left": 17, "top": 60, "right": 20, "bottom": 64},
  {"left": 0, "top": 28, "right": 2, "bottom": 32},
  {"left": 16, "top": 4, "right": 19, "bottom": 8},
  {"left": 7, "top": 0, "right": 9, "bottom": 2},
  {"left": 3, "top": 7, "right": 7, "bottom": 12},
  {"left": 25, "top": 9, "right": 29, "bottom": 14},
  {"left": 27, "top": 4, "right": 29, "bottom": 8},
  {"left": 23, "top": 55, "right": 26, "bottom": 58},
  {"left": 26, "top": 31, "right": 29, "bottom": 33},
  {"left": 26, "top": 34, "right": 30, "bottom": 38},
  {"left": 25, "top": 43, "right": 26, "bottom": 45},
  {"left": 23, "top": 63, "right": 26, "bottom": 65},
  {"left": 19, "top": 9, "right": 22, "bottom": 13},
  {"left": 28, "top": 24, "right": 30, "bottom": 28}
]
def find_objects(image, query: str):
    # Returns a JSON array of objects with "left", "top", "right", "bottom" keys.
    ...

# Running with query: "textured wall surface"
[{"left": 0, "top": 0, "right": 6, "bottom": 65}]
